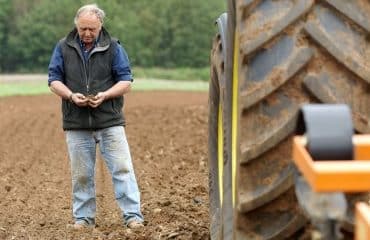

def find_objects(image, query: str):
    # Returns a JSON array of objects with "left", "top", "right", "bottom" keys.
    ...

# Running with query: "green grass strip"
[
  {"left": 132, "top": 78, "right": 208, "bottom": 91},
  {"left": 133, "top": 67, "right": 209, "bottom": 82},
  {"left": 0, "top": 82, "right": 50, "bottom": 97},
  {"left": 0, "top": 79, "right": 208, "bottom": 97}
]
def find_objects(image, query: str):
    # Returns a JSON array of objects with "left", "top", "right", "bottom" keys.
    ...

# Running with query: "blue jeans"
[{"left": 65, "top": 126, "right": 143, "bottom": 225}]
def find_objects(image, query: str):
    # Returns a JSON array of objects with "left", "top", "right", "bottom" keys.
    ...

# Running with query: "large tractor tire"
[{"left": 209, "top": 0, "right": 370, "bottom": 239}]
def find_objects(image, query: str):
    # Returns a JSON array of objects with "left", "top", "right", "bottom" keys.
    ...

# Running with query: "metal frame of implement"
[{"left": 293, "top": 135, "right": 370, "bottom": 239}]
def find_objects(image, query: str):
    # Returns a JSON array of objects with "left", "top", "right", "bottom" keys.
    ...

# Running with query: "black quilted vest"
[{"left": 60, "top": 27, "right": 125, "bottom": 130}]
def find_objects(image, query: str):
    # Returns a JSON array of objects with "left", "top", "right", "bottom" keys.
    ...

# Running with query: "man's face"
[{"left": 76, "top": 13, "right": 102, "bottom": 45}]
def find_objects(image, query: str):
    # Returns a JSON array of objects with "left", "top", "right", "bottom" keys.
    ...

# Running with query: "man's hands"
[
  {"left": 70, "top": 93, "right": 88, "bottom": 107},
  {"left": 70, "top": 92, "right": 107, "bottom": 108},
  {"left": 88, "top": 92, "right": 107, "bottom": 108}
]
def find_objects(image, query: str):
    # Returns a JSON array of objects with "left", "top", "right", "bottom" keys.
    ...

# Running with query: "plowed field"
[{"left": 0, "top": 91, "right": 209, "bottom": 240}]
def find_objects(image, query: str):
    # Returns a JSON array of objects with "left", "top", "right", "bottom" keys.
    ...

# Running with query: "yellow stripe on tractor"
[
  {"left": 218, "top": 103, "right": 224, "bottom": 205},
  {"left": 232, "top": 32, "right": 239, "bottom": 207}
]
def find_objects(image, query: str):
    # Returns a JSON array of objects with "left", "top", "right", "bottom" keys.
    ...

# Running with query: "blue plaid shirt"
[{"left": 48, "top": 37, "right": 133, "bottom": 86}]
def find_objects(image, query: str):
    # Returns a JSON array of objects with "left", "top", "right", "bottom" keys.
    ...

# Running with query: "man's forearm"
[
  {"left": 49, "top": 81, "right": 73, "bottom": 100},
  {"left": 103, "top": 81, "right": 131, "bottom": 99}
]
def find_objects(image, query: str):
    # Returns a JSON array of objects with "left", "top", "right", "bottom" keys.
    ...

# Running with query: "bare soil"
[{"left": 0, "top": 91, "right": 209, "bottom": 240}]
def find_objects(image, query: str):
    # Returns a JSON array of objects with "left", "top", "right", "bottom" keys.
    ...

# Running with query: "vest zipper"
[
  {"left": 77, "top": 44, "right": 109, "bottom": 129},
  {"left": 85, "top": 59, "right": 92, "bottom": 128},
  {"left": 75, "top": 47, "right": 93, "bottom": 128}
]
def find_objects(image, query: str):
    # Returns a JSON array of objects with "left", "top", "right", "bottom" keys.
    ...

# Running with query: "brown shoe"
[{"left": 127, "top": 220, "right": 144, "bottom": 229}]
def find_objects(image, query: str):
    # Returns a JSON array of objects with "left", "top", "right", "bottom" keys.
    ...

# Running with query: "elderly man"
[{"left": 48, "top": 4, "right": 144, "bottom": 229}]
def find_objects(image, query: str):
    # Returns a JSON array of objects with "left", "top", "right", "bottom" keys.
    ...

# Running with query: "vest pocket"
[
  {"left": 97, "top": 99, "right": 121, "bottom": 114},
  {"left": 111, "top": 100, "right": 122, "bottom": 114},
  {"left": 62, "top": 100, "right": 73, "bottom": 118},
  {"left": 98, "top": 100, "right": 114, "bottom": 114}
]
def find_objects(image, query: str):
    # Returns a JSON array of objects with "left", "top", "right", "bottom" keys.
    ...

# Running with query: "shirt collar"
[{"left": 77, "top": 34, "right": 100, "bottom": 51}]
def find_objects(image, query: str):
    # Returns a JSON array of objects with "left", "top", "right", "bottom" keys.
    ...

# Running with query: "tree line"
[{"left": 0, "top": 0, "right": 225, "bottom": 73}]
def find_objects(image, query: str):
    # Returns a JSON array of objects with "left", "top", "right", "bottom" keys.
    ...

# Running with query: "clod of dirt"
[
  {"left": 160, "top": 200, "right": 172, "bottom": 207},
  {"left": 167, "top": 232, "right": 181, "bottom": 239},
  {"left": 86, "top": 94, "right": 96, "bottom": 100},
  {"left": 193, "top": 196, "right": 203, "bottom": 205},
  {"left": 153, "top": 208, "right": 162, "bottom": 214}
]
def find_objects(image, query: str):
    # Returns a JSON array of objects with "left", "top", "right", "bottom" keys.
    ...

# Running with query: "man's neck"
[{"left": 84, "top": 43, "right": 94, "bottom": 51}]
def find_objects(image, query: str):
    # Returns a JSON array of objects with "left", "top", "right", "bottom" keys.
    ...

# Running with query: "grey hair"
[{"left": 74, "top": 4, "right": 105, "bottom": 25}]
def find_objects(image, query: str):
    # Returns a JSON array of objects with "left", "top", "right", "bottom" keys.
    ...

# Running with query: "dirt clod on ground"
[{"left": 0, "top": 91, "right": 209, "bottom": 240}]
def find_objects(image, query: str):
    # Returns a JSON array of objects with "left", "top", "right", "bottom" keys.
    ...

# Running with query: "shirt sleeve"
[
  {"left": 112, "top": 43, "right": 133, "bottom": 82},
  {"left": 48, "top": 43, "right": 65, "bottom": 86}
]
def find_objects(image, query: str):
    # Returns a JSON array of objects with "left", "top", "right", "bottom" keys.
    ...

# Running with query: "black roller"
[{"left": 296, "top": 104, "right": 353, "bottom": 161}]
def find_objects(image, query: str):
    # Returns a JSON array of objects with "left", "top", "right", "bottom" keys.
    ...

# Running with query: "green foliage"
[
  {"left": 0, "top": 0, "right": 12, "bottom": 71},
  {"left": 0, "top": 0, "right": 226, "bottom": 73},
  {"left": 6, "top": 0, "right": 83, "bottom": 72}
]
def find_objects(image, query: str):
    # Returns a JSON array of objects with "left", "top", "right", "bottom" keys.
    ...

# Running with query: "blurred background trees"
[{"left": 0, "top": 0, "right": 225, "bottom": 73}]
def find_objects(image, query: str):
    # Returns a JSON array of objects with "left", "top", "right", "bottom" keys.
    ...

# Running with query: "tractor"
[{"left": 208, "top": 0, "right": 370, "bottom": 239}]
